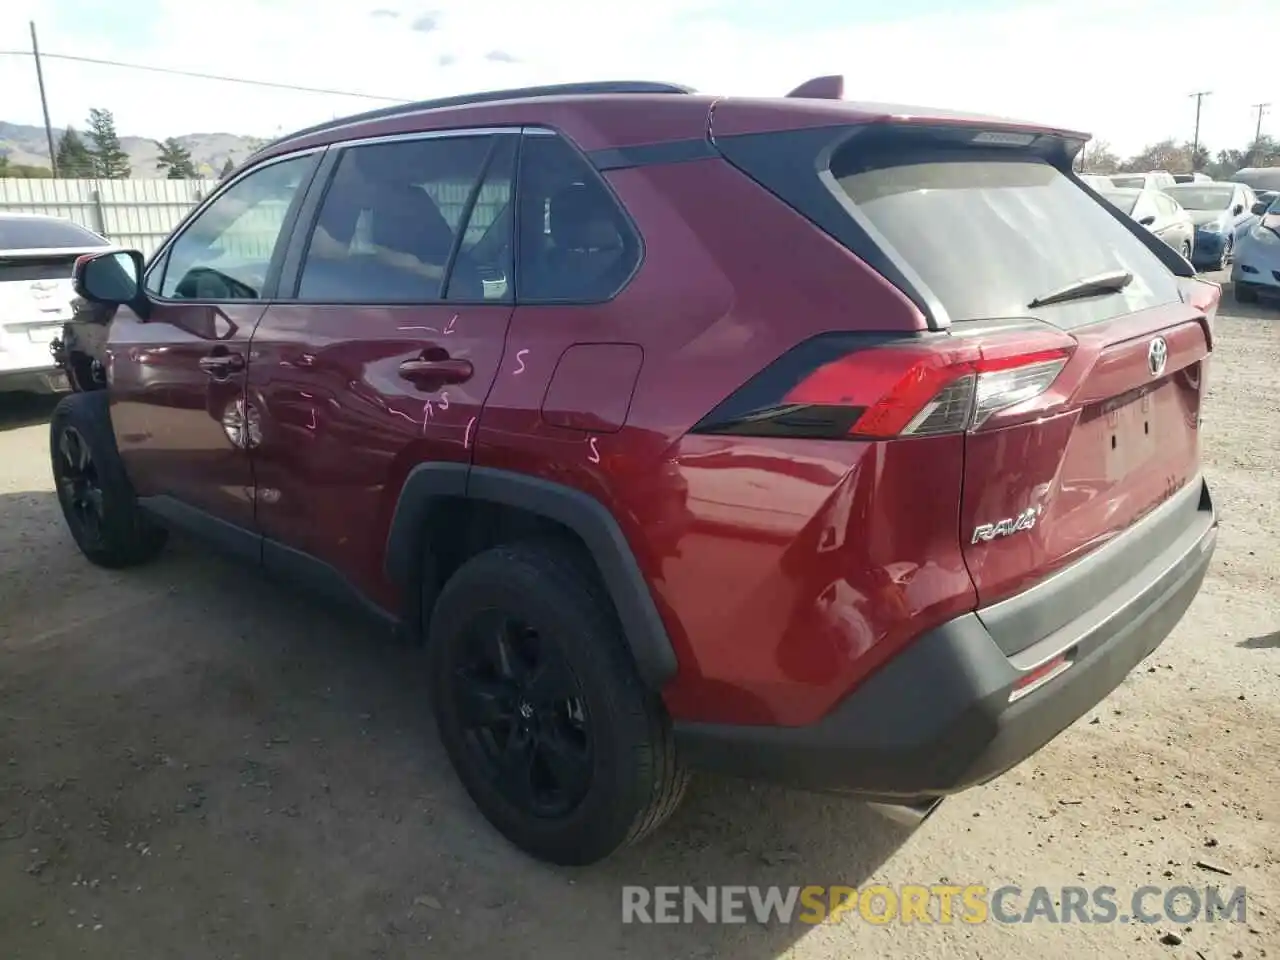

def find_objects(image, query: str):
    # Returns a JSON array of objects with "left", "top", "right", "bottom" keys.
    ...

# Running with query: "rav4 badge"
[{"left": 971, "top": 505, "right": 1042, "bottom": 545}]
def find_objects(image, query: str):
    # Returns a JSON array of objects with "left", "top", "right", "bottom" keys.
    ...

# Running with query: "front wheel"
[
  {"left": 427, "top": 541, "right": 688, "bottom": 865},
  {"left": 49, "top": 391, "right": 167, "bottom": 568}
]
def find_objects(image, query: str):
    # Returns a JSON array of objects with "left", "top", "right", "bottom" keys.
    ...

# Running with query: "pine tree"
[
  {"left": 55, "top": 126, "right": 96, "bottom": 178},
  {"left": 86, "top": 108, "right": 131, "bottom": 178},
  {"left": 219, "top": 157, "right": 236, "bottom": 180},
  {"left": 155, "top": 138, "right": 197, "bottom": 179}
]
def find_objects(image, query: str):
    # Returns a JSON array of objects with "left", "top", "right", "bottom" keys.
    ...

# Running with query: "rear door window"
[{"left": 834, "top": 154, "right": 1181, "bottom": 328}]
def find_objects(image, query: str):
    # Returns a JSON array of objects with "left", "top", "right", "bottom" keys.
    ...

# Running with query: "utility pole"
[
  {"left": 29, "top": 21, "right": 58, "bottom": 177},
  {"left": 1253, "top": 102, "right": 1271, "bottom": 147},
  {"left": 1189, "top": 90, "right": 1212, "bottom": 171}
]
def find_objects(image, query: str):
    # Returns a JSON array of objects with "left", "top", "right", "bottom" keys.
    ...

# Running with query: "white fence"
[{"left": 0, "top": 178, "right": 214, "bottom": 255}]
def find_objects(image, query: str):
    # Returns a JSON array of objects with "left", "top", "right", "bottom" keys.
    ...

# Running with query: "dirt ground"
[{"left": 1, "top": 285, "right": 1276, "bottom": 959}]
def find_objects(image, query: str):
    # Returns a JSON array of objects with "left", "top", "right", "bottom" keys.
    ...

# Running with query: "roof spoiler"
[{"left": 786, "top": 75, "right": 844, "bottom": 100}]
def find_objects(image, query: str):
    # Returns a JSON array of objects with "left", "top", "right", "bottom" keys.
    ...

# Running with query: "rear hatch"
[{"left": 711, "top": 104, "right": 1217, "bottom": 656}]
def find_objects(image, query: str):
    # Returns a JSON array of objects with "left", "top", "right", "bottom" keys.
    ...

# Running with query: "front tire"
[
  {"left": 49, "top": 391, "right": 167, "bottom": 568},
  {"left": 427, "top": 541, "right": 688, "bottom": 865}
]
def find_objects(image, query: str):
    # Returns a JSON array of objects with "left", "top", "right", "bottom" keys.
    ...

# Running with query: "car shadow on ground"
[
  {"left": 0, "top": 392, "right": 61, "bottom": 433},
  {"left": 0, "top": 491, "right": 915, "bottom": 959},
  {"left": 1238, "top": 630, "right": 1280, "bottom": 650}
]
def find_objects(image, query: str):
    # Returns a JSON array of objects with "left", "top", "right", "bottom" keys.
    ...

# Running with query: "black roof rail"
[{"left": 251, "top": 80, "right": 695, "bottom": 158}]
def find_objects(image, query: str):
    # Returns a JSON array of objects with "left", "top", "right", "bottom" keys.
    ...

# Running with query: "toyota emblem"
[{"left": 1147, "top": 336, "right": 1168, "bottom": 378}]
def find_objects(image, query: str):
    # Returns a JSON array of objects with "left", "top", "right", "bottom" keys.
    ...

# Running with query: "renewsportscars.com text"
[{"left": 621, "top": 884, "right": 1249, "bottom": 926}]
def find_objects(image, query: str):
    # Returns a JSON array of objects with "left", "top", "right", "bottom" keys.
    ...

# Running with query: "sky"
[{"left": 0, "top": 0, "right": 1276, "bottom": 159}]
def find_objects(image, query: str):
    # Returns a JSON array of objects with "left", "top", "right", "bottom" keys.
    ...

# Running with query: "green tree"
[
  {"left": 86, "top": 108, "right": 131, "bottom": 178},
  {"left": 155, "top": 137, "right": 197, "bottom": 179},
  {"left": 55, "top": 126, "right": 96, "bottom": 178}
]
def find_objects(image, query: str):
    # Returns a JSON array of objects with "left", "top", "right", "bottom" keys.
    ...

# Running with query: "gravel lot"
[{"left": 1, "top": 286, "right": 1276, "bottom": 959}]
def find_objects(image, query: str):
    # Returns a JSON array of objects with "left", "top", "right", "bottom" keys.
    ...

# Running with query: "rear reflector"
[
  {"left": 1008, "top": 652, "right": 1074, "bottom": 703},
  {"left": 693, "top": 328, "right": 1075, "bottom": 441}
]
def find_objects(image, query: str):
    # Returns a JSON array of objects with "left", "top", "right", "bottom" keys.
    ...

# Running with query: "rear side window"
[
  {"left": 0, "top": 216, "right": 107, "bottom": 250},
  {"left": 515, "top": 134, "right": 640, "bottom": 303},
  {"left": 833, "top": 154, "right": 1181, "bottom": 327},
  {"left": 297, "top": 134, "right": 499, "bottom": 303}
]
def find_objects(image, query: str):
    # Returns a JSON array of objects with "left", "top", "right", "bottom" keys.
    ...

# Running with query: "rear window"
[
  {"left": 1109, "top": 175, "right": 1145, "bottom": 189},
  {"left": 833, "top": 156, "right": 1180, "bottom": 327},
  {"left": 0, "top": 217, "right": 108, "bottom": 250},
  {"left": 1099, "top": 190, "right": 1140, "bottom": 215}
]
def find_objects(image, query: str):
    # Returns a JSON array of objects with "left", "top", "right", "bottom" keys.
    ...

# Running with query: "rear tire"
[
  {"left": 1180, "top": 240, "right": 1193, "bottom": 261},
  {"left": 427, "top": 540, "right": 688, "bottom": 865},
  {"left": 49, "top": 391, "right": 167, "bottom": 568},
  {"left": 1219, "top": 236, "right": 1233, "bottom": 271},
  {"left": 1234, "top": 282, "right": 1258, "bottom": 304}
]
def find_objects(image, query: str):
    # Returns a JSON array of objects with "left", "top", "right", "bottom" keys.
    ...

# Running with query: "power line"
[{"left": 0, "top": 48, "right": 411, "bottom": 102}]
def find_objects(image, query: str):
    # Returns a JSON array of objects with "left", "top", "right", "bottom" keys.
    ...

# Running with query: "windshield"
[
  {"left": 1164, "top": 186, "right": 1233, "bottom": 211},
  {"left": 0, "top": 216, "right": 109, "bottom": 250},
  {"left": 1099, "top": 190, "right": 1140, "bottom": 215},
  {"left": 833, "top": 155, "right": 1179, "bottom": 329},
  {"left": 1109, "top": 175, "right": 1146, "bottom": 189}
]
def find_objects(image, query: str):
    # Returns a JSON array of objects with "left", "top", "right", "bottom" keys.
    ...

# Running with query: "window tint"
[
  {"left": 834, "top": 154, "right": 1180, "bottom": 328},
  {"left": 447, "top": 136, "right": 516, "bottom": 302},
  {"left": 157, "top": 155, "right": 312, "bottom": 300},
  {"left": 0, "top": 216, "right": 108, "bottom": 250},
  {"left": 297, "top": 135, "right": 494, "bottom": 303},
  {"left": 515, "top": 134, "right": 639, "bottom": 303}
]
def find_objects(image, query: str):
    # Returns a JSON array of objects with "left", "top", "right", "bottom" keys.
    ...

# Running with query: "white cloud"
[{"left": 1, "top": 0, "right": 1276, "bottom": 158}]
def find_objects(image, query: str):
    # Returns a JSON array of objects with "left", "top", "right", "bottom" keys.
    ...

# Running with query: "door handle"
[
  {"left": 398, "top": 357, "right": 473, "bottom": 385},
  {"left": 198, "top": 352, "right": 244, "bottom": 377}
]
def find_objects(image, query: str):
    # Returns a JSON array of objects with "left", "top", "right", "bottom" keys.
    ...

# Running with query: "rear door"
[
  {"left": 826, "top": 144, "right": 1211, "bottom": 609},
  {"left": 247, "top": 128, "right": 518, "bottom": 606},
  {"left": 711, "top": 114, "right": 1214, "bottom": 640}
]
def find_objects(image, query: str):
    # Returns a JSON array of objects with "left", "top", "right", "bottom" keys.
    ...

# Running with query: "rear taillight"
[{"left": 693, "top": 329, "right": 1075, "bottom": 441}]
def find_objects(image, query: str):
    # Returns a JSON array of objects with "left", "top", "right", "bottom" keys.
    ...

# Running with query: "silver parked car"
[
  {"left": 1230, "top": 193, "right": 1280, "bottom": 305},
  {"left": 1098, "top": 186, "right": 1195, "bottom": 260}
]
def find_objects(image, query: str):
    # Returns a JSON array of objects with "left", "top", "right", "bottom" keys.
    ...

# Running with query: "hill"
[{"left": 0, "top": 121, "right": 260, "bottom": 179}]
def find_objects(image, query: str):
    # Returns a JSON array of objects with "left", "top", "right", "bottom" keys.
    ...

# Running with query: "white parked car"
[
  {"left": 1108, "top": 170, "right": 1177, "bottom": 191},
  {"left": 0, "top": 214, "right": 113, "bottom": 394},
  {"left": 1080, "top": 173, "right": 1115, "bottom": 190}
]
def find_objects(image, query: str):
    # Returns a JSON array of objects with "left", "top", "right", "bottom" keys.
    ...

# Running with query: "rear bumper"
[{"left": 674, "top": 477, "right": 1217, "bottom": 798}]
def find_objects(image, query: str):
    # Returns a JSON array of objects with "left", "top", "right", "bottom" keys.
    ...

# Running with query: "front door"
[
  {"left": 109, "top": 152, "right": 320, "bottom": 532},
  {"left": 246, "top": 130, "right": 519, "bottom": 607}
]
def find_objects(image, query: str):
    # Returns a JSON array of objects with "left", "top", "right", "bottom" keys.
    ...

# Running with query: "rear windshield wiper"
[{"left": 1027, "top": 269, "right": 1134, "bottom": 309}]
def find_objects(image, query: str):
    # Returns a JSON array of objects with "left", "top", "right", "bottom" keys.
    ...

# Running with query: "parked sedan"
[
  {"left": 1230, "top": 194, "right": 1280, "bottom": 305},
  {"left": 1164, "top": 182, "right": 1258, "bottom": 271},
  {"left": 1098, "top": 186, "right": 1195, "bottom": 260}
]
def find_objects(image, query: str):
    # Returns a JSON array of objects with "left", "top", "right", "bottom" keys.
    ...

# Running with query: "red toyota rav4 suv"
[{"left": 52, "top": 77, "right": 1219, "bottom": 866}]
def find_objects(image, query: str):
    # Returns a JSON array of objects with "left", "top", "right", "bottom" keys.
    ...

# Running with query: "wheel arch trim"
[{"left": 384, "top": 463, "right": 679, "bottom": 689}]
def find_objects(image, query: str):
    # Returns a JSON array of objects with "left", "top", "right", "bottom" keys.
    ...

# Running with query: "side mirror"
[
  {"left": 73, "top": 250, "right": 149, "bottom": 319},
  {"left": 1232, "top": 204, "right": 1244, "bottom": 216},
  {"left": 1253, "top": 202, "right": 1269, "bottom": 215},
  {"left": 1138, "top": 215, "right": 1156, "bottom": 226}
]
